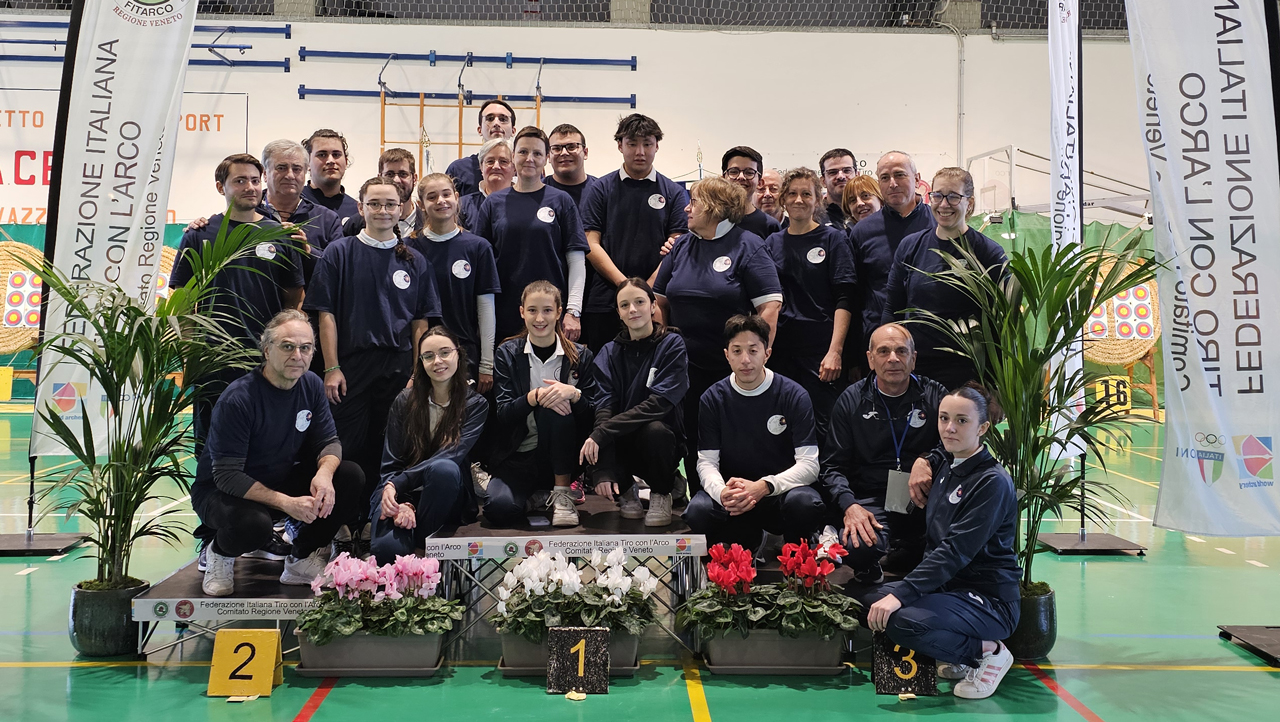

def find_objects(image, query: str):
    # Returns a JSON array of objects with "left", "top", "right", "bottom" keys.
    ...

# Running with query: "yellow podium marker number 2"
[{"left": 207, "top": 629, "right": 283, "bottom": 698}]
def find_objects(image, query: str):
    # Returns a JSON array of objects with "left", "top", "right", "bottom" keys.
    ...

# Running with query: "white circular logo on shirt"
[
  {"left": 537, "top": 206, "right": 556, "bottom": 223},
  {"left": 712, "top": 256, "right": 732, "bottom": 273},
  {"left": 295, "top": 410, "right": 312, "bottom": 432},
  {"left": 909, "top": 409, "right": 927, "bottom": 428},
  {"left": 948, "top": 485, "right": 964, "bottom": 505},
  {"left": 392, "top": 270, "right": 412, "bottom": 289},
  {"left": 766, "top": 414, "right": 788, "bottom": 435},
  {"left": 806, "top": 247, "right": 827, "bottom": 264},
  {"left": 452, "top": 260, "right": 472, "bottom": 279},
  {"left": 648, "top": 193, "right": 666, "bottom": 210},
  {"left": 255, "top": 243, "right": 277, "bottom": 260}
]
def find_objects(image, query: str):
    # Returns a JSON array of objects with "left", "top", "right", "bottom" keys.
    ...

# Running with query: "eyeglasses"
[
  {"left": 928, "top": 192, "right": 969, "bottom": 205},
  {"left": 872, "top": 346, "right": 912, "bottom": 359},
  {"left": 724, "top": 168, "right": 760, "bottom": 180},
  {"left": 382, "top": 170, "right": 414, "bottom": 180},
  {"left": 363, "top": 201, "right": 401, "bottom": 211},
  {"left": 823, "top": 167, "right": 856, "bottom": 178},
  {"left": 549, "top": 143, "right": 583, "bottom": 154},
  {"left": 419, "top": 347, "right": 457, "bottom": 363},
  {"left": 274, "top": 341, "right": 315, "bottom": 356}
]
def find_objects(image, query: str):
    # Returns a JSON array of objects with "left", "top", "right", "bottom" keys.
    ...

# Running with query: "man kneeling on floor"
[
  {"left": 191, "top": 310, "right": 365, "bottom": 596},
  {"left": 684, "top": 314, "right": 825, "bottom": 550}
]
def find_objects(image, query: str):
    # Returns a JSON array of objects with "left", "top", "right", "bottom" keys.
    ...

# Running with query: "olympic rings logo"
[{"left": 1195, "top": 433, "right": 1225, "bottom": 447}]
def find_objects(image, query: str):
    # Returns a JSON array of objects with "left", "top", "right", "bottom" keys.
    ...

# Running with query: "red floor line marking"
[
  {"left": 292, "top": 677, "right": 337, "bottom": 722},
  {"left": 1023, "top": 662, "right": 1105, "bottom": 722}
]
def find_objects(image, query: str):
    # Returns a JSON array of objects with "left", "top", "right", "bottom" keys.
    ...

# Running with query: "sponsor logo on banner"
[
  {"left": 467, "top": 541, "right": 482, "bottom": 556},
  {"left": 51, "top": 382, "right": 88, "bottom": 413},
  {"left": 114, "top": 0, "right": 188, "bottom": 25},
  {"left": 1234, "top": 436, "right": 1274, "bottom": 487},
  {"left": 175, "top": 600, "right": 195, "bottom": 619},
  {"left": 153, "top": 602, "right": 169, "bottom": 618},
  {"left": 676, "top": 538, "right": 688, "bottom": 552},
  {"left": 524, "top": 539, "right": 543, "bottom": 555},
  {"left": 504, "top": 542, "right": 518, "bottom": 557}
]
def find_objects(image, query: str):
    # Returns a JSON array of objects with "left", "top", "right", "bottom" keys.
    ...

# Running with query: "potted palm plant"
[
  {"left": 679, "top": 541, "right": 861, "bottom": 674},
  {"left": 488, "top": 547, "right": 660, "bottom": 673},
  {"left": 293, "top": 553, "right": 464, "bottom": 676},
  {"left": 907, "top": 237, "right": 1156, "bottom": 659},
  {"left": 28, "top": 216, "right": 297, "bottom": 657}
]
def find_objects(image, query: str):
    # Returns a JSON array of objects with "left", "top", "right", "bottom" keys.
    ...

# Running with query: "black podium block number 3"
[
  {"left": 547, "top": 627, "right": 609, "bottom": 694},
  {"left": 872, "top": 632, "right": 938, "bottom": 696}
]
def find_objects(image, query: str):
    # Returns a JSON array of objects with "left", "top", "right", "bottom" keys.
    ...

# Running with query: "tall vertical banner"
[
  {"left": 1049, "top": 0, "right": 1086, "bottom": 457},
  {"left": 1127, "top": 0, "right": 1280, "bottom": 535},
  {"left": 30, "top": 0, "right": 198, "bottom": 458}
]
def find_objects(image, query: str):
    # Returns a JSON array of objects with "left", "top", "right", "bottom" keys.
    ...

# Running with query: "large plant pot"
[
  {"left": 1004, "top": 589, "right": 1057, "bottom": 660},
  {"left": 499, "top": 631, "right": 639, "bottom": 675},
  {"left": 69, "top": 581, "right": 149, "bottom": 658},
  {"left": 704, "top": 629, "right": 844, "bottom": 674},
  {"left": 295, "top": 630, "right": 443, "bottom": 677}
]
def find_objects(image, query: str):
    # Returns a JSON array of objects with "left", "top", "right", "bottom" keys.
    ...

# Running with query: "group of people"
[{"left": 182, "top": 103, "right": 1019, "bottom": 698}]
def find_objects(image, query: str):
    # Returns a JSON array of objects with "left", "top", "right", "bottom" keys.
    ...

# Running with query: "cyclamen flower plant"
[
  {"left": 489, "top": 547, "right": 660, "bottom": 643},
  {"left": 678, "top": 543, "right": 861, "bottom": 641},
  {"left": 295, "top": 553, "right": 463, "bottom": 646}
]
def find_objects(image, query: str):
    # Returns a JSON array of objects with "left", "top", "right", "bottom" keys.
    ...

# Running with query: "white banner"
[
  {"left": 1049, "top": 0, "right": 1086, "bottom": 457},
  {"left": 1127, "top": 0, "right": 1280, "bottom": 535},
  {"left": 29, "top": 0, "right": 198, "bottom": 458}
]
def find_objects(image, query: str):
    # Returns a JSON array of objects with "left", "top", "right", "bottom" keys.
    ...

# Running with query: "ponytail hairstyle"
[
  {"left": 512, "top": 279, "right": 579, "bottom": 367},
  {"left": 359, "top": 176, "right": 413, "bottom": 261},
  {"left": 945, "top": 382, "right": 1004, "bottom": 429},
  {"left": 615, "top": 277, "right": 668, "bottom": 339},
  {"left": 413, "top": 172, "right": 460, "bottom": 238},
  {"left": 403, "top": 326, "right": 472, "bottom": 466}
]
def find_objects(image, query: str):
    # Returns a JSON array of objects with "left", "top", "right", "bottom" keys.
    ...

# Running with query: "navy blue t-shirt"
[
  {"left": 740, "top": 208, "right": 782, "bottom": 242},
  {"left": 169, "top": 214, "right": 304, "bottom": 349},
  {"left": 457, "top": 190, "right": 485, "bottom": 231},
  {"left": 408, "top": 229, "right": 501, "bottom": 363},
  {"left": 474, "top": 185, "right": 589, "bottom": 340},
  {"left": 580, "top": 170, "right": 689, "bottom": 313},
  {"left": 304, "top": 236, "right": 442, "bottom": 357},
  {"left": 766, "top": 225, "right": 857, "bottom": 357},
  {"left": 446, "top": 154, "right": 482, "bottom": 198},
  {"left": 300, "top": 184, "right": 360, "bottom": 227},
  {"left": 653, "top": 225, "right": 782, "bottom": 370},
  {"left": 195, "top": 368, "right": 338, "bottom": 492},
  {"left": 260, "top": 197, "right": 343, "bottom": 285},
  {"left": 848, "top": 201, "right": 934, "bottom": 345},
  {"left": 546, "top": 174, "right": 598, "bottom": 208},
  {"left": 881, "top": 226, "right": 1008, "bottom": 357},
  {"left": 699, "top": 372, "right": 817, "bottom": 480}
]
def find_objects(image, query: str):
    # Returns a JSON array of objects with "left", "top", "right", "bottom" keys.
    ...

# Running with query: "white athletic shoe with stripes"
[{"left": 953, "top": 642, "right": 1013, "bottom": 699}]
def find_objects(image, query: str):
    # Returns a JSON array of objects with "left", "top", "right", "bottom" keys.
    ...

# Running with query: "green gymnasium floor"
[{"left": 1, "top": 408, "right": 1277, "bottom": 722}]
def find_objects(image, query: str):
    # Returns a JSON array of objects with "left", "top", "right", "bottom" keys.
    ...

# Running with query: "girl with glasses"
[{"left": 370, "top": 327, "right": 489, "bottom": 563}]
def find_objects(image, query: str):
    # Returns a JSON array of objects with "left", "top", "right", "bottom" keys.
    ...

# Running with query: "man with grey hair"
[
  {"left": 261, "top": 139, "right": 344, "bottom": 284},
  {"left": 190, "top": 310, "right": 365, "bottom": 596},
  {"left": 819, "top": 323, "right": 945, "bottom": 584},
  {"left": 848, "top": 151, "right": 934, "bottom": 354}
]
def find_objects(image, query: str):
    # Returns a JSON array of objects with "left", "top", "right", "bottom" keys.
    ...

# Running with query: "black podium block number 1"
[
  {"left": 547, "top": 627, "right": 609, "bottom": 694},
  {"left": 872, "top": 632, "right": 938, "bottom": 696}
]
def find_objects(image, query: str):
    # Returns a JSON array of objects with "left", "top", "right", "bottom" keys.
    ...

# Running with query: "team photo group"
[{"left": 183, "top": 101, "right": 1020, "bottom": 700}]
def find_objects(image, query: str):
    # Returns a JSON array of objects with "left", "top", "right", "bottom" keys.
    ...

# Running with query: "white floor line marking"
[
  {"left": 1215, "top": 548, "right": 1236, "bottom": 555},
  {"left": 138, "top": 495, "right": 191, "bottom": 520},
  {"left": 1088, "top": 497, "right": 1154, "bottom": 522},
  {"left": 46, "top": 554, "right": 66, "bottom": 562},
  {"left": 1186, "top": 536, "right": 1206, "bottom": 543},
  {"left": 1246, "top": 560, "right": 1268, "bottom": 568},
  {"left": 15, "top": 567, "right": 37, "bottom": 576}
]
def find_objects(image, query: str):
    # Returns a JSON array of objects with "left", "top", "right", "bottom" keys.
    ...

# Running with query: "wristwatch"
[
  {"left": 567, "top": 309, "right": 581, "bottom": 318},
  {"left": 763, "top": 480, "right": 776, "bottom": 496}
]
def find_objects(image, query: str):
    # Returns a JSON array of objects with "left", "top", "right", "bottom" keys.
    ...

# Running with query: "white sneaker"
[
  {"left": 472, "top": 462, "right": 491, "bottom": 498},
  {"left": 280, "top": 547, "right": 330, "bottom": 586},
  {"left": 619, "top": 485, "right": 644, "bottom": 519},
  {"left": 202, "top": 546, "right": 236, "bottom": 597},
  {"left": 549, "top": 487, "right": 579, "bottom": 527},
  {"left": 937, "top": 661, "right": 973, "bottom": 680},
  {"left": 953, "top": 642, "right": 1014, "bottom": 699},
  {"left": 816, "top": 525, "right": 845, "bottom": 563},
  {"left": 644, "top": 493, "right": 673, "bottom": 527}
]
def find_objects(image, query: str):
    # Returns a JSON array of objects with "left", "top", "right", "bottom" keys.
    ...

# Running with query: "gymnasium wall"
[{"left": 0, "top": 17, "right": 1144, "bottom": 223}]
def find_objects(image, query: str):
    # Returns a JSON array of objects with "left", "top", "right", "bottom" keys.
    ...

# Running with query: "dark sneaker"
[
  {"left": 242, "top": 529, "right": 291, "bottom": 561},
  {"left": 851, "top": 563, "right": 885, "bottom": 585},
  {"left": 569, "top": 478, "right": 587, "bottom": 505},
  {"left": 197, "top": 541, "right": 210, "bottom": 572},
  {"left": 330, "top": 525, "right": 357, "bottom": 559}
]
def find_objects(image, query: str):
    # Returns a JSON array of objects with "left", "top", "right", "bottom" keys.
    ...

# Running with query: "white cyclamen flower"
[
  {"left": 497, "top": 586, "right": 511, "bottom": 601},
  {"left": 606, "top": 547, "right": 627, "bottom": 568}
]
